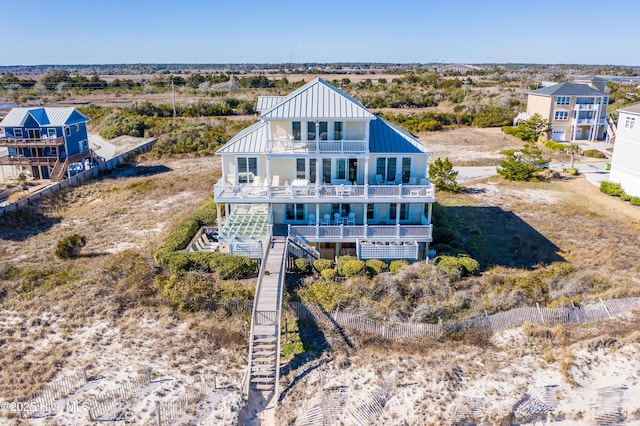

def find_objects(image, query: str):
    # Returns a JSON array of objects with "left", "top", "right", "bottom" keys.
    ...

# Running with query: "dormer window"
[{"left": 14, "top": 128, "right": 23, "bottom": 138}]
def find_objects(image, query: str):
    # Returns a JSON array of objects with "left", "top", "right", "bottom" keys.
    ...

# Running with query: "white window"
[
  {"left": 390, "top": 204, "right": 409, "bottom": 221},
  {"left": 556, "top": 96, "right": 571, "bottom": 105},
  {"left": 333, "top": 122, "right": 343, "bottom": 140},
  {"left": 237, "top": 157, "right": 257, "bottom": 183},
  {"left": 285, "top": 203, "right": 304, "bottom": 221},
  {"left": 295, "top": 159, "right": 317, "bottom": 183},
  {"left": 292, "top": 122, "right": 301, "bottom": 140},
  {"left": 336, "top": 159, "right": 347, "bottom": 180},
  {"left": 625, "top": 116, "right": 636, "bottom": 129},
  {"left": 554, "top": 111, "right": 569, "bottom": 120},
  {"left": 376, "top": 157, "right": 397, "bottom": 183},
  {"left": 13, "top": 128, "right": 23, "bottom": 137},
  {"left": 75, "top": 124, "right": 80, "bottom": 132},
  {"left": 47, "top": 128, "right": 56, "bottom": 137},
  {"left": 319, "top": 121, "right": 328, "bottom": 140},
  {"left": 65, "top": 127, "right": 71, "bottom": 136}
]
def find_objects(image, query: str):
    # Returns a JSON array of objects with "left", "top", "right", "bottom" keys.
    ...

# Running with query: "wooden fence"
[
  {"left": 18, "top": 369, "right": 88, "bottom": 418},
  {"left": 154, "top": 376, "right": 215, "bottom": 426},
  {"left": 0, "top": 139, "right": 156, "bottom": 217},
  {"left": 86, "top": 369, "right": 153, "bottom": 421},
  {"left": 289, "top": 297, "right": 640, "bottom": 342}
]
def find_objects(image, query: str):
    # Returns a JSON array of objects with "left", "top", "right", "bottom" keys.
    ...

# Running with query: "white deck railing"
[
  {"left": 288, "top": 224, "right": 432, "bottom": 241},
  {"left": 229, "top": 240, "right": 265, "bottom": 259},
  {"left": 214, "top": 182, "right": 435, "bottom": 201},
  {"left": 267, "top": 139, "right": 366, "bottom": 153},
  {"left": 359, "top": 242, "right": 419, "bottom": 260}
]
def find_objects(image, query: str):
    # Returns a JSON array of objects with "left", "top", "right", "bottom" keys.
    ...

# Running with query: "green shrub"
[
  {"left": 294, "top": 258, "right": 311, "bottom": 274},
  {"left": 100, "top": 113, "right": 146, "bottom": 139},
  {"left": 166, "top": 252, "right": 193, "bottom": 274},
  {"left": 435, "top": 255, "right": 480, "bottom": 281},
  {"left": 620, "top": 193, "right": 631, "bottom": 201},
  {"left": 583, "top": 149, "right": 607, "bottom": 158},
  {"left": 154, "top": 200, "right": 218, "bottom": 270},
  {"left": 630, "top": 197, "right": 640, "bottom": 206},
  {"left": 600, "top": 181, "right": 624, "bottom": 197},
  {"left": 545, "top": 140, "right": 566, "bottom": 151},
  {"left": 157, "top": 272, "right": 254, "bottom": 312},
  {"left": 320, "top": 268, "right": 337, "bottom": 281},
  {"left": 341, "top": 260, "right": 365, "bottom": 277},
  {"left": 298, "top": 279, "right": 347, "bottom": 311},
  {"left": 389, "top": 259, "right": 410, "bottom": 274},
  {"left": 336, "top": 255, "right": 358, "bottom": 276},
  {"left": 55, "top": 234, "right": 87, "bottom": 259},
  {"left": 313, "top": 258, "right": 334, "bottom": 273},
  {"left": 210, "top": 253, "right": 258, "bottom": 280},
  {"left": 457, "top": 256, "right": 480, "bottom": 276},
  {"left": 365, "top": 259, "right": 388, "bottom": 276},
  {"left": 566, "top": 168, "right": 579, "bottom": 176}
]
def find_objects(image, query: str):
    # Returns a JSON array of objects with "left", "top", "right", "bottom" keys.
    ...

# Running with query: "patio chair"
[
  {"left": 408, "top": 177, "right": 417, "bottom": 185},
  {"left": 321, "top": 214, "right": 331, "bottom": 226},
  {"left": 271, "top": 175, "right": 280, "bottom": 186},
  {"left": 375, "top": 174, "right": 383, "bottom": 185},
  {"left": 308, "top": 214, "right": 316, "bottom": 225},
  {"left": 334, "top": 213, "right": 343, "bottom": 225},
  {"left": 347, "top": 212, "right": 355, "bottom": 225}
]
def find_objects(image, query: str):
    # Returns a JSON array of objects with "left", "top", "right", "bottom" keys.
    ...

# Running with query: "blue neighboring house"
[{"left": 0, "top": 107, "right": 92, "bottom": 182}]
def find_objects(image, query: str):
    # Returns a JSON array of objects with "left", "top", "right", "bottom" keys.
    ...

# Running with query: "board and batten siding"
[{"left": 610, "top": 110, "right": 640, "bottom": 197}]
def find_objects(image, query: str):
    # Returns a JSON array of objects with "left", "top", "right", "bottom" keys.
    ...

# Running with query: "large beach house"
[
  {"left": 0, "top": 107, "right": 92, "bottom": 182},
  {"left": 522, "top": 76, "right": 611, "bottom": 142},
  {"left": 213, "top": 77, "right": 434, "bottom": 261}
]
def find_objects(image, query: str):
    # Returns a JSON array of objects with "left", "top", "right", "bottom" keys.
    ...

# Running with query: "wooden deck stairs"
[
  {"left": 244, "top": 236, "right": 288, "bottom": 422},
  {"left": 50, "top": 158, "right": 69, "bottom": 182}
]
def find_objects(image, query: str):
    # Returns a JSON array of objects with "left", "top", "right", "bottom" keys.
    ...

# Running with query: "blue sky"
[{"left": 2, "top": 0, "right": 638, "bottom": 66}]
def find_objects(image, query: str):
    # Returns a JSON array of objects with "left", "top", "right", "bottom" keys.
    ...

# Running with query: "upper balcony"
[
  {"left": 214, "top": 180, "right": 435, "bottom": 203},
  {"left": 267, "top": 138, "right": 367, "bottom": 154},
  {"left": 0, "top": 136, "right": 66, "bottom": 147},
  {"left": 572, "top": 117, "right": 606, "bottom": 125},
  {"left": 574, "top": 103, "right": 599, "bottom": 111},
  {"left": 0, "top": 156, "right": 58, "bottom": 166}
]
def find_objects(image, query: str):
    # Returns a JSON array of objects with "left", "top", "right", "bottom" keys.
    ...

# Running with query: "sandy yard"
[{"left": 1, "top": 137, "right": 640, "bottom": 424}]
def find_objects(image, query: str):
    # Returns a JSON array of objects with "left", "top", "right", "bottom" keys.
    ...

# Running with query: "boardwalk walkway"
[{"left": 245, "top": 237, "right": 287, "bottom": 425}]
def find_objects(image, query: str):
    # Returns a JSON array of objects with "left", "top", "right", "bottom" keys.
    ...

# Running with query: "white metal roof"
[
  {"left": 0, "top": 107, "right": 89, "bottom": 127},
  {"left": 618, "top": 103, "right": 640, "bottom": 115},
  {"left": 260, "top": 77, "right": 375, "bottom": 120},
  {"left": 256, "top": 96, "right": 286, "bottom": 113},
  {"left": 216, "top": 121, "right": 266, "bottom": 154}
]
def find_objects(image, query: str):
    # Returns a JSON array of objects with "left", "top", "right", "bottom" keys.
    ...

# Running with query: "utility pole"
[{"left": 171, "top": 79, "right": 176, "bottom": 118}]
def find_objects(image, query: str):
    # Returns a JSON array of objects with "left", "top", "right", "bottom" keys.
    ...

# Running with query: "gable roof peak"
[{"left": 259, "top": 77, "right": 375, "bottom": 120}]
